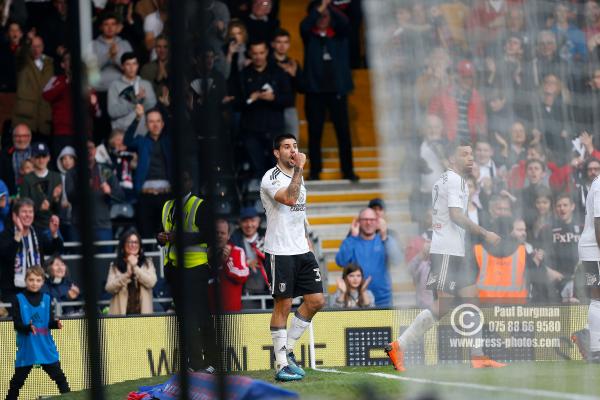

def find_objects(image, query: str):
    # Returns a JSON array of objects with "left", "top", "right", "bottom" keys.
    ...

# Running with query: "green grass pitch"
[{"left": 53, "top": 362, "right": 600, "bottom": 400}]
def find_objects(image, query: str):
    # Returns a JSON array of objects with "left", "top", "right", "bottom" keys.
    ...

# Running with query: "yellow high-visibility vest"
[{"left": 161, "top": 195, "right": 208, "bottom": 268}]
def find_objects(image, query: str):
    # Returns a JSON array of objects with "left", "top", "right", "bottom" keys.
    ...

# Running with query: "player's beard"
[{"left": 462, "top": 163, "right": 473, "bottom": 176}]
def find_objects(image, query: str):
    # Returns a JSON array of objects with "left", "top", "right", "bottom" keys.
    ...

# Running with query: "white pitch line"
[{"left": 313, "top": 367, "right": 600, "bottom": 400}]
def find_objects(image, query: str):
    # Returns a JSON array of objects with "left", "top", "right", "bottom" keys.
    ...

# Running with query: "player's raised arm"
[
  {"left": 449, "top": 207, "right": 500, "bottom": 246},
  {"left": 274, "top": 151, "right": 306, "bottom": 206}
]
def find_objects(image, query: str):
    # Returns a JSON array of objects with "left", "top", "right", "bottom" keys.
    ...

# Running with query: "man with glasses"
[
  {"left": 0, "top": 124, "right": 32, "bottom": 195},
  {"left": 336, "top": 207, "right": 402, "bottom": 307}
]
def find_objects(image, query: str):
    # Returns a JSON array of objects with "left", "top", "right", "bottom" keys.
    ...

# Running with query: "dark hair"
[
  {"left": 307, "top": 0, "right": 322, "bottom": 12},
  {"left": 60, "top": 49, "right": 70, "bottom": 62},
  {"left": 99, "top": 11, "right": 119, "bottom": 25},
  {"left": 44, "top": 255, "right": 68, "bottom": 278},
  {"left": 115, "top": 227, "right": 146, "bottom": 273},
  {"left": 342, "top": 264, "right": 367, "bottom": 308},
  {"left": 13, "top": 197, "right": 35, "bottom": 214},
  {"left": 155, "top": 33, "right": 168, "bottom": 45},
  {"left": 249, "top": 40, "right": 269, "bottom": 51},
  {"left": 526, "top": 158, "right": 546, "bottom": 171},
  {"left": 585, "top": 157, "right": 600, "bottom": 171},
  {"left": 145, "top": 107, "right": 163, "bottom": 119},
  {"left": 272, "top": 28, "right": 290, "bottom": 40},
  {"left": 445, "top": 138, "right": 472, "bottom": 159},
  {"left": 273, "top": 133, "right": 296, "bottom": 150},
  {"left": 120, "top": 51, "right": 137, "bottom": 65},
  {"left": 555, "top": 192, "right": 574, "bottom": 205}
]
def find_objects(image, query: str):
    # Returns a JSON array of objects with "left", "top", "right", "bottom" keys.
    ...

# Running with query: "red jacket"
[
  {"left": 211, "top": 244, "right": 249, "bottom": 312},
  {"left": 42, "top": 75, "right": 72, "bottom": 135},
  {"left": 428, "top": 86, "right": 486, "bottom": 143},
  {"left": 42, "top": 75, "right": 100, "bottom": 136}
]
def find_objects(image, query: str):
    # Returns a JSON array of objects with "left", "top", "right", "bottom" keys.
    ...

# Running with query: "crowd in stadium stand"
[
  {"left": 400, "top": 0, "right": 600, "bottom": 305},
  {"left": 0, "top": 0, "right": 365, "bottom": 315},
  {"left": 2, "top": 0, "right": 600, "bottom": 314}
]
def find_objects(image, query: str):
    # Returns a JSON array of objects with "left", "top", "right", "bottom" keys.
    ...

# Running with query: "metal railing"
[{"left": 0, "top": 294, "right": 301, "bottom": 317}]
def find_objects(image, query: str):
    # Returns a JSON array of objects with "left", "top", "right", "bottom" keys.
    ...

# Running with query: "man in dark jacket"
[
  {"left": 243, "top": 0, "right": 280, "bottom": 43},
  {"left": 124, "top": 104, "right": 172, "bottom": 239},
  {"left": 0, "top": 197, "right": 63, "bottom": 304},
  {"left": 0, "top": 123, "right": 32, "bottom": 195},
  {"left": 235, "top": 40, "right": 292, "bottom": 179},
  {"left": 301, "top": 0, "right": 358, "bottom": 181},
  {"left": 19, "top": 142, "right": 62, "bottom": 233}
]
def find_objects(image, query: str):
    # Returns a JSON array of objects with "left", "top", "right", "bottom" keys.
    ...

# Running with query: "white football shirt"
[
  {"left": 430, "top": 169, "right": 469, "bottom": 257},
  {"left": 579, "top": 176, "right": 600, "bottom": 261},
  {"left": 260, "top": 166, "right": 309, "bottom": 255}
]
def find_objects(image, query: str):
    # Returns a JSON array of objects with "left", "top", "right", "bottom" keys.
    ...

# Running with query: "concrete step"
[
  {"left": 307, "top": 190, "right": 387, "bottom": 204},
  {"left": 304, "top": 168, "right": 381, "bottom": 181},
  {"left": 304, "top": 178, "right": 385, "bottom": 191},
  {"left": 301, "top": 146, "right": 378, "bottom": 159},
  {"left": 308, "top": 212, "right": 411, "bottom": 226},
  {"left": 322, "top": 157, "right": 379, "bottom": 169}
]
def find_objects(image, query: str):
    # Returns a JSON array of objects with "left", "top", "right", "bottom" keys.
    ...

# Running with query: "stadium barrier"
[{"left": 0, "top": 305, "right": 589, "bottom": 399}]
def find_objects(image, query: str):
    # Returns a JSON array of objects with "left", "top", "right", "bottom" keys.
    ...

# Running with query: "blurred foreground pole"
[
  {"left": 67, "top": 0, "right": 105, "bottom": 398},
  {"left": 167, "top": 0, "right": 190, "bottom": 397}
]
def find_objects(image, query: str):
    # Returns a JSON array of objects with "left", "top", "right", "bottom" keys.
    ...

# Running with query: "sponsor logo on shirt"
[{"left": 290, "top": 203, "right": 306, "bottom": 212}]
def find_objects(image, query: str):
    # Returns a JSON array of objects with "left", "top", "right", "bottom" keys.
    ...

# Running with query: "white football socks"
[
  {"left": 271, "top": 328, "right": 288, "bottom": 371},
  {"left": 287, "top": 312, "right": 311, "bottom": 354},
  {"left": 589, "top": 300, "right": 600, "bottom": 352},
  {"left": 398, "top": 309, "right": 436, "bottom": 349},
  {"left": 469, "top": 311, "right": 484, "bottom": 357}
]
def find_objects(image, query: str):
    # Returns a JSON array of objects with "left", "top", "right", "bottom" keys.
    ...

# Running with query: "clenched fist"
[{"left": 291, "top": 152, "right": 306, "bottom": 169}]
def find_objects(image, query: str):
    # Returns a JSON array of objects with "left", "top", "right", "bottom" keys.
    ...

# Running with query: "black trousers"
[
  {"left": 136, "top": 192, "right": 171, "bottom": 240},
  {"left": 6, "top": 362, "right": 70, "bottom": 400},
  {"left": 165, "top": 265, "right": 214, "bottom": 371},
  {"left": 305, "top": 93, "right": 355, "bottom": 177}
]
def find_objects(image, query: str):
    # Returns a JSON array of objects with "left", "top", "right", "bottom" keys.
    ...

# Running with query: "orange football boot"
[
  {"left": 384, "top": 341, "right": 406, "bottom": 372},
  {"left": 471, "top": 355, "right": 507, "bottom": 368}
]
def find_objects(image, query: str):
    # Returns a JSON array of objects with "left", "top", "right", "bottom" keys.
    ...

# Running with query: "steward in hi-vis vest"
[
  {"left": 156, "top": 171, "right": 215, "bottom": 372},
  {"left": 161, "top": 194, "right": 209, "bottom": 268},
  {"left": 472, "top": 216, "right": 552, "bottom": 304},
  {"left": 474, "top": 243, "right": 528, "bottom": 302}
]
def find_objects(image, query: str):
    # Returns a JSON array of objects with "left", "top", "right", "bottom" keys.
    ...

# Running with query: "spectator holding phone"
[
  {"left": 107, "top": 52, "right": 156, "bottom": 137},
  {"left": 234, "top": 40, "right": 292, "bottom": 179}
]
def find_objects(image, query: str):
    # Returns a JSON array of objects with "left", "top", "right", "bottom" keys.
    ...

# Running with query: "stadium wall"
[{"left": 0, "top": 307, "right": 589, "bottom": 398}]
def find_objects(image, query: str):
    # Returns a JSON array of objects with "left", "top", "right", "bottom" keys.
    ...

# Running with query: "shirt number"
[{"left": 314, "top": 268, "right": 322, "bottom": 282}]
